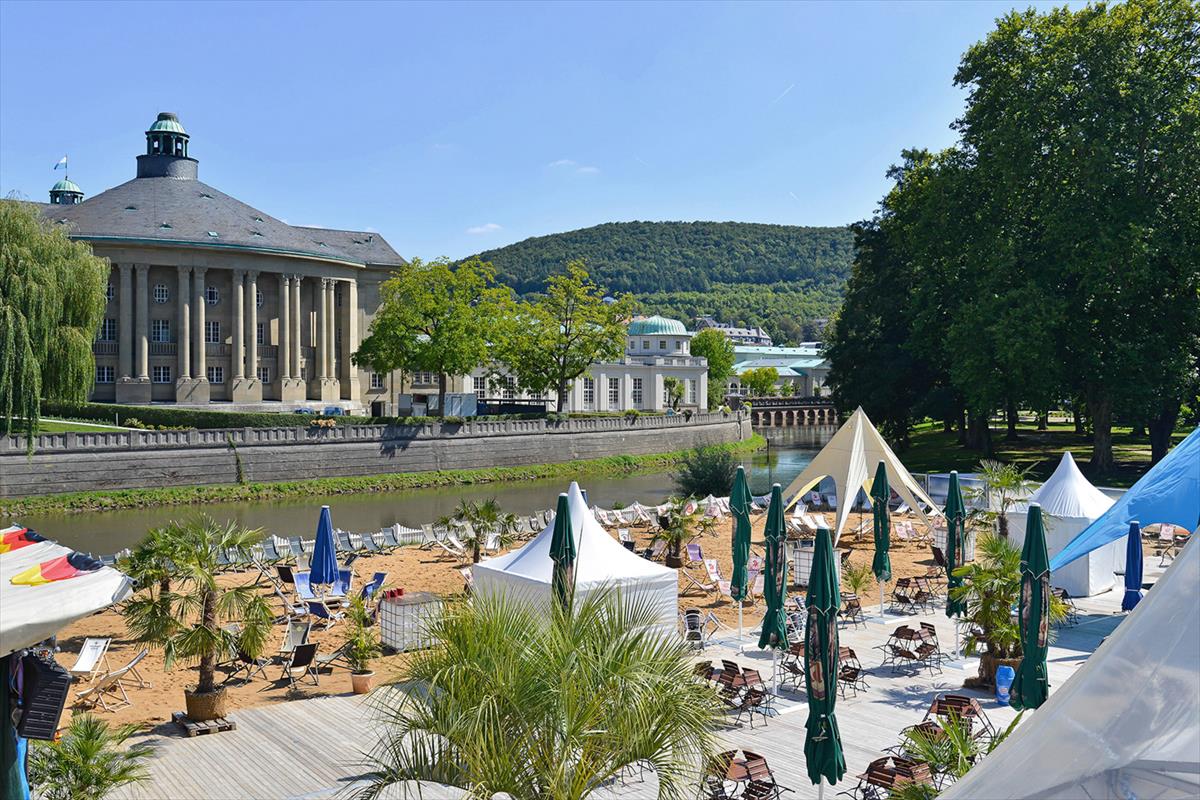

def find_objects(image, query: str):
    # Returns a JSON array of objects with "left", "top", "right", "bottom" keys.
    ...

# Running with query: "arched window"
[{"left": 153, "top": 284, "right": 169, "bottom": 304}]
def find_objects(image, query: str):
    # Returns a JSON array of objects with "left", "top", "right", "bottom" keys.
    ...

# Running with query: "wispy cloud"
[
  {"left": 788, "top": 191, "right": 801, "bottom": 203},
  {"left": 548, "top": 158, "right": 600, "bottom": 175},
  {"left": 466, "top": 222, "right": 503, "bottom": 235},
  {"left": 770, "top": 83, "right": 795, "bottom": 106}
]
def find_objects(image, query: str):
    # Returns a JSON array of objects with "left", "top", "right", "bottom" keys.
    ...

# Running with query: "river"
[{"left": 22, "top": 426, "right": 836, "bottom": 554}]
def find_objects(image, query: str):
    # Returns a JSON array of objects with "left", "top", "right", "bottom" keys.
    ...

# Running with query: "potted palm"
[
  {"left": 122, "top": 515, "right": 272, "bottom": 721},
  {"left": 28, "top": 714, "right": 151, "bottom": 800},
  {"left": 345, "top": 596, "right": 382, "bottom": 694},
  {"left": 950, "top": 532, "right": 1066, "bottom": 688},
  {"left": 653, "top": 496, "right": 698, "bottom": 568},
  {"left": 969, "top": 459, "right": 1037, "bottom": 538}
]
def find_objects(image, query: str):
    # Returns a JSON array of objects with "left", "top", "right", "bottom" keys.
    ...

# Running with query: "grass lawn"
[
  {"left": 12, "top": 418, "right": 128, "bottom": 434},
  {"left": 901, "top": 420, "right": 1189, "bottom": 489}
]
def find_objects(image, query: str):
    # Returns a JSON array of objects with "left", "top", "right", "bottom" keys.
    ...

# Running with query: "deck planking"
[{"left": 110, "top": 573, "right": 1140, "bottom": 800}]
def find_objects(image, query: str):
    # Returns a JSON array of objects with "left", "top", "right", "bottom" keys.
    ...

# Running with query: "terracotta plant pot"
[
  {"left": 350, "top": 671, "right": 375, "bottom": 695},
  {"left": 184, "top": 686, "right": 228, "bottom": 721}
]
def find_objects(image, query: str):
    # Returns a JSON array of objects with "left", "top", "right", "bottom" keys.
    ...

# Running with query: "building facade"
[
  {"left": 694, "top": 316, "right": 773, "bottom": 346},
  {"left": 41, "top": 113, "right": 406, "bottom": 411},
  {"left": 728, "top": 343, "right": 830, "bottom": 397},
  {"left": 463, "top": 315, "right": 709, "bottom": 413}
]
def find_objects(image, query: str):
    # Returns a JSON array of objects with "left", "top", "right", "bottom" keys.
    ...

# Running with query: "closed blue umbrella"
[
  {"left": 1122, "top": 521, "right": 1143, "bottom": 611},
  {"left": 310, "top": 505, "right": 339, "bottom": 588}
]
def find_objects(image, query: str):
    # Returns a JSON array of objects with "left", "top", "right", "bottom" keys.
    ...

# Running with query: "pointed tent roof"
[
  {"left": 1023, "top": 452, "right": 1114, "bottom": 521},
  {"left": 782, "top": 407, "right": 940, "bottom": 542},
  {"left": 1051, "top": 427, "right": 1200, "bottom": 571},
  {"left": 943, "top": 538, "right": 1200, "bottom": 800}
]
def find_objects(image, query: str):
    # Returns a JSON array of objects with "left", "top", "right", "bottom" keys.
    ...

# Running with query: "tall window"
[
  {"left": 608, "top": 377, "right": 620, "bottom": 407},
  {"left": 642, "top": 340, "right": 650, "bottom": 350},
  {"left": 257, "top": 366, "right": 271, "bottom": 383},
  {"left": 204, "top": 320, "right": 221, "bottom": 344},
  {"left": 502, "top": 376, "right": 516, "bottom": 400},
  {"left": 371, "top": 373, "right": 386, "bottom": 391},
  {"left": 152, "top": 366, "right": 172, "bottom": 384},
  {"left": 151, "top": 319, "right": 171, "bottom": 343},
  {"left": 205, "top": 286, "right": 220, "bottom": 305},
  {"left": 687, "top": 379, "right": 696, "bottom": 404},
  {"left": 256, "top": 289, "right": 264, "bottom": 309},
  {"left": 472, "top": 376, "right": 485, "bottom": 398},
  {"left": 206, "top": 366, "right": 224, "bottom": 384},
  {"left": 105, "top": 283, "right": 115, "bottom": 303},
  {"left": 98, "top": 319, "right": 117, "bottom": 342},
  {"left": 632, "top": 377, "right": 643, "bottom": 407},
  {"left": 659, "top": 339, "right": 666, "bottom": 350},
  {"left": 583, "top": 377, "right": 595, "bottom": 409},
  {"left": 95, "top": 365, "right": 114, "bottom": 384},
  {"left": 256, "top": 322, "right": 265, "bottom": 345},
  {"left": 153, "top": 284, "right": 169, "bottom": 303}
]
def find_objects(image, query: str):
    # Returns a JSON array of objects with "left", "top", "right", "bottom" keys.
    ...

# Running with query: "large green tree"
[
  {"left": 689, "top": 328, "right": 735, "bottom": 408},
  {"left": 739, "top": 366, "right": 779, "bottom": 397},
  {"left": 353, "top": 257, "right": 511, "bottom": 416},
  {"left": 494, "top": 262, "right": 634, "bottom": 413},
  {"left": 0, "top": 200, "right": 108, "bottom": 444}
]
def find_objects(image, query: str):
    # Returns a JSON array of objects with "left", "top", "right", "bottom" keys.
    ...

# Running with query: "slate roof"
[{"left": 41, "top": 176, "right": 405, "bottom": 268}]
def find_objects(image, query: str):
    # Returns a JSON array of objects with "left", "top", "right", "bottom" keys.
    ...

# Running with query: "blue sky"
[{"left": 2, "top": 1, "right": 1063, "bottom": 260}]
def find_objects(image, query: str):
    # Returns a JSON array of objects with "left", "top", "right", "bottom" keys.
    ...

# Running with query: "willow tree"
[{"left": 0, "top": 200, "right": 108, "bottom": 445}]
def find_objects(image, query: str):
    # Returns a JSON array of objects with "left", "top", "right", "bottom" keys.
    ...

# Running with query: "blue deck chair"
[
  {"left": 361, "top": 572, "right": 388, "bottom": 601},
  {"left": 359, "top": 533, "right": 381, "bottom": 553},
  {"left": 378, "top": 530, "right": 400, "bottom": 551},
  {"left": 330, "top": 568, "right": 353, "bottom": 598},
  {"left": 259, "top": 539, "right": 282, "bottom": 563},
  {"left": 294, "top": 571, "right": 317, "bottom": 602},
  {"left": 287, "top": 537, "right": 306, "bottom": 561},
  {"left": 307, "top": 601, "right": 344, "bottom": 629},
  {"left": 334, "top": 532, "right": 354, "bottom": 552}
]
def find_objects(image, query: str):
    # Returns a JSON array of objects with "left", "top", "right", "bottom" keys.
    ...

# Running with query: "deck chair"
[
  {"left": 280, "top": 642, "right": 319, "bottom": 687},
  {"left": 360, "top": 533, "right": 382, "bottom": 553},
  {"left": 1158, "top": 524, "right": 1180, "bottom": 565},
  {"left": 278, "top": 620, "right": 312, "bottom": 658},
  {"left": 431, "top": 533, "right": 466, "bottom": 560},
  {"left": 293, "top": 571, "right": 317, "bottom": 601},
  {"left": 680, "top": 567, "right": 716, "bottom": 597},
  {"left": 617, "top": 528, "right": 635, "bottom": 551},
  {"left": 259, "top": 539, "right": 282, "bottom": 563},
  {"left": 379, "top": 528, "right": 402, "bottom": 550},
  {"left": 68, "top": 637, "right": 112, "bottom": 682},
  {"left": 307, "top": 600, "right": 345, "bottom": 629},
  {"left": 685, "top": 542, "right": 704, "bottom": 565},
  {"left": 287, "top": 536, "right": 307, "bottom": 560},
  {"left": 75, "top": 649, "right": 149, "bottom": 711},
  {"left": 361, "top": 571, "right": 387, "bottom": 601},
  {"left": 274, "top": 586, "right": 307, "bottom": 622},
  {"left": 334, "top": 532, "right": 354, "bottom": 552},
  {"left": 460, "top": 566, "right": 474, "bottom": 593},
  {"left": 222, "top": 648, "right": 271, "bottom": 685}
]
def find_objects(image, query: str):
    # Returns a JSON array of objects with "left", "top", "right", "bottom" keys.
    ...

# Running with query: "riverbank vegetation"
[
  {"left": 826, "top": 0, "right": 1200, "bottom": 474},
  {"left": 0, "top": 434, "right": 765, "bottom": 516}
]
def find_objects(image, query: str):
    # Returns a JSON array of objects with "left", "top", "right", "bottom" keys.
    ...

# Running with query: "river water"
[{"left": 23, "top": 426, "right": 836, "bottom": 554}]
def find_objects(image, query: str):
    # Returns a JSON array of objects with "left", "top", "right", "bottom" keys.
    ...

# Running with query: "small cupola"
[
  {"left": 49, "top": 177, "right": 84, "bottom": 205},
  {"left": 136, "top": 112, "right": 199, "bottom": 180}
]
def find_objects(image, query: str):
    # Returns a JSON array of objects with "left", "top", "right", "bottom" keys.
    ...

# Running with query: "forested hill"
[{"left": 469, "top": 221, "right": 854, "bottom": 295}]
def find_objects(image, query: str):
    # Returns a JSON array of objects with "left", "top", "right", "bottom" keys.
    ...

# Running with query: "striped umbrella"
[
  {"left": 730, "top": 465, "right": 753, "bottom": 649},
  {"left": 804, "top": 524, "right": 846, "bottom": 794},
  {"left": 1011, "top": 503, "right": 1051, "bottom": 710},
  {"left": 549, "top": 493, "right": 576, "bottom": 611}
]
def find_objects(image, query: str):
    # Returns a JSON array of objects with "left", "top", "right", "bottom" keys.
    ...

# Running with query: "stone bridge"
[{"left": 744, "top": 397, "right": 837, "bottom": 427}]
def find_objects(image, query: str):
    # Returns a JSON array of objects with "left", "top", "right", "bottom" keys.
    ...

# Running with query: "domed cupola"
[
  {"left": 136, "top": 112, "right": 199, "bottom": 180},
  {"left": 49, "top": 177, "right": 84, "bottom": 205}
]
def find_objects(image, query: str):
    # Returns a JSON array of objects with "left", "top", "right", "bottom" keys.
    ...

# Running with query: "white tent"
[
  {"left": 782, "top": 407, "right": 941, "bottom": 542},
  {"left": 943, "top": 538, "right": 1200, "bottom": 800},
  {"left": 472, "top": 482, "right": 678, "bottom": 631},
  {"left": 1011, "top": 452, "right": 1118, "bottom": 596},
  {"left": 1, "top": 525, "right": 132, "bottom": 657}
]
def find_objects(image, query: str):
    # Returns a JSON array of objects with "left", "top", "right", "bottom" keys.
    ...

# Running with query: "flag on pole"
[{"left": 54, "top": 156, "right": 68, "bottom": 170}]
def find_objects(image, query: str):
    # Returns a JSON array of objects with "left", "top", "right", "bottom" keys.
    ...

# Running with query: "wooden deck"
[{"left": 111, "top": 576, "right": 1142, "bottom": 800}]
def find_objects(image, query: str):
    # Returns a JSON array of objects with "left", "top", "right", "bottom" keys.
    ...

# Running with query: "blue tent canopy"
[{"left": 1051, "top": 427, "right": 1200, "bottom": 571}]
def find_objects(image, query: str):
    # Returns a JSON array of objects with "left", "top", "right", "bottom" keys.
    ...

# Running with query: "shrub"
[
  {"left": 674, "top": 444, "right": 739, "bottom": 497},
  {"left": 28, "top": 714, "right": 151, "bottom": 800},
  {"left": 623, "top": 409, "right": 640, "bottom": 420}
]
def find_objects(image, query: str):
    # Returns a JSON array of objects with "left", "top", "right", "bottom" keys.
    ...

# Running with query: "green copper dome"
[
  {"left": 147, "top": 112, "right": 187, "bottom": 135},
  {"left": 628, "top": 315, "right": 688, "bottom": 336},
  {"left": 50, "top": 178, "right": 82, "bottom": 194}
]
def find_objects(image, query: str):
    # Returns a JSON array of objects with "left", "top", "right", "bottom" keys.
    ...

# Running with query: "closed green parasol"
[
  {"left": 730, "top": 465, "right": 753, "bottom": 650},
  {"left": 870, "top": 460, "right": 892, "bottom": 617},
  {"left": 804, "top": 524, "right": 847, "bottom": 790},
  {"left": 945, "top": 471, "right": 968, "bottom": 618},
  {"left": 1011, "top": 503, "right": 1051, "bottom": 710},
  {"left": 757, "top": 483, "right": 789, "bottom": 652},
  {"left": 549, "top": 493, "right": 575, "bottom": 611}
]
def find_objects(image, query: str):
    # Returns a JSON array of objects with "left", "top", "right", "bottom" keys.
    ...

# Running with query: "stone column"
[
  {"left": 278, "top": 274, "right": 291, "bottom": 379},
  {"left": 117, "top": 265, "right": 133, "bottom": 380},
  {"left": 192, "top": 267, "right": 209, "bottom": 402},
  {"left": 290, "top": 275, "right": 302, "bottom": 380},
  {"left": 177, "top": 268, "right": 191, "bottom": 379},
  {"left": 134, "top": 265, "right": 150, "bottom": 381},
  {"left": 317, "top": 279, "right": 329, "bottom": 379},
  {"left": 231, "top": 270, "right": 245, "bottom": 380},
  {"left": 318, "top": 278, "right": 339, "bottom": 402},
  {"left": 246, "top": 271, "right": 259, "bottom": 383},
  {"left": 341, "top": 278, "right": 360, "bottom": 402}
]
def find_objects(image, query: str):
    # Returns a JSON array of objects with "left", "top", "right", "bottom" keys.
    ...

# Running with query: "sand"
[{"left": 50, "top": 509, "right": 1097, "bottom": 730}]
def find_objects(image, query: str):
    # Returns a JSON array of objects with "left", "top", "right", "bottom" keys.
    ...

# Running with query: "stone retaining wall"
[{"left": 0, "top": 414, "right": 752, "bottom": 497}]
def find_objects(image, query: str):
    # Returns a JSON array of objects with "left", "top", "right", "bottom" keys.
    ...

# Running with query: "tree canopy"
[
  {"left": 740, "top": 366, "right": 778, "bottom": 397},
  {"left": 1, "top": 200, "right": 109, "bottom": 444},
  {"left": 827, "top": 0, "right": 1200, "bottom": 468},
  {"left": 492, "top": 262, "right": 634, "bottom": 412},
  {"left": 353, "top": 257, "right": 510, "bottom": 415},
  {"left": 690, "top": 328, "right": 735, "bottom": 408}
]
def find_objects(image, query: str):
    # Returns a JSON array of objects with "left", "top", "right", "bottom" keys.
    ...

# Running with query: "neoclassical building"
[
  {"left": 41, "top": 112, "right": 405, "bottom": 410},
  {"left": 461, "top": 315, "right": 708, "bottom": 414}
]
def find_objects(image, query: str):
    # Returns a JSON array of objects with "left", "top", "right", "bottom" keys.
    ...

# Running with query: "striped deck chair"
[
  {"left": 68, "top": 637, "right": 112, "bottom": 682},
  {"left": 75, "top": 649, "right": 150, "bottom": 712}
]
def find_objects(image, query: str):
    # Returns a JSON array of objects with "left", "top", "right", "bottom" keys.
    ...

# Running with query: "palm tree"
[
  {"left": 355, "top": 590, "right": 722, "bottom": 800},
  {"left": 950, "top": 533, "right": 1066, "bottom": 687},
  {"left": 438, "top": 497, "right": 518, "bottom": 563},
  {"left": 890, "top": 712, "right": 1023, "bottom": 798},
  {"left": 121, "top": 520, "right": 186, "bottom": 595},
  {"left": 652, "top": 496, "right": 699, "bottom": 568},
  {"left": 28, "top": 714, "right": 151, "bottom": 800},
  {"left": 969, "top": 459, "right": 1037, "bottom": 538},
  {"left": 121, "top": 515, "right": 272, "bottom": 717}
]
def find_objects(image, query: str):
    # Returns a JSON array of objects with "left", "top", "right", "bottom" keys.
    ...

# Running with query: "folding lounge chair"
[
  {"left": 680, "top": 566, "right": 716, "bottom": 597},
  {"left": 278, "top": 620, "right": 312, "bottom": 659},
  {"left": 280, "top": 642, "right": 320, "bottom": 687},
  {"left": 685, "top": 543, "right": 704, "bottom": 565},
  {"left": 274, "top": 586, "right": 307, "bottom": 622},
  {"left": 307, "top": 601, "right": 345, "bottom": 629},
  {"left": 360, "top": 533, "right": 383, "bottom": 554},
  {"left": 617, "top": 528, "right": 635, "bottom": 551},
  {"left": 287, "top": 537, "right": 307, "bottom": 561},
  {"left": 223, "top": 648, "right": 271, "bottom": 685},
  {"left": 361, "top": 571, "right": 387, "bottom": 601},
  {"left": 293, "top": 571, "right": 317, "bottom": 602},
  {"left": 315, "top": 641, "right": 352, "bottom": 672},
  {"left": 334, "top": 532, "right": 354, "bottom": 552},
  {"left": 431, "top": 533, "right": 466, "bottom": 560},
  {"left": 68, "top": 637, "right": 112, "bottom": 682},
  {"left": 75, "top": 649, "right": 150, "bottom": 711},
  {"left": 378, "top": 529, "right": 401, "bottom": 551}
]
